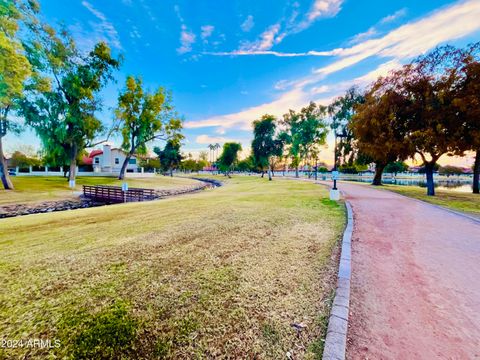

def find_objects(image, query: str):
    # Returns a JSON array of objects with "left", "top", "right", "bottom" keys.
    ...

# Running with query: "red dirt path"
[{"left": 339, "top": 182, "right": 480, "bottom": 360}]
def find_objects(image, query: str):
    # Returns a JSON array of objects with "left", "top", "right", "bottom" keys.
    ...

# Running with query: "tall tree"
[
  {"left": 454, "top": 43, "right": 480, "bottom": 193},
  {"left": 281, "top": 102, "right": 328, "bottom": 178},
  {"left": 0, "top": 0, "right": 38, "bottom": 189},
  {"left": 251, "top": 114, "right": 283, "bottom": 181},
  {"left": 403, "top": 49, "right": 467, "bottom": 195},
  {"left": 154, "top": 139, "right": 182, "bottom": 176},
  {"left": 115, "top": 76, "right": 183, "bottom": 179},
  {"left": 20, "top": 24, "right": 120, "bottom": 184},
  {"left": 328, "top": 86, "right": 364, "bottom": 166},
  {"left": 218, "top": 142, "right": 242, "bottom": 178},
  {"left": 351, "top": 79, "right": 411, "bottom": 185}
]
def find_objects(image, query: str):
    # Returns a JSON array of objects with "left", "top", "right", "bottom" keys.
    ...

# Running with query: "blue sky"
[{"left": 6, "top": 0, "right": 480, "bottom": 166}]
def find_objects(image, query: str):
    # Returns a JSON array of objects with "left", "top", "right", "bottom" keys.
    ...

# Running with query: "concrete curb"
[{"left": 323, "top": 201, "right": 353, "bottom": 360}]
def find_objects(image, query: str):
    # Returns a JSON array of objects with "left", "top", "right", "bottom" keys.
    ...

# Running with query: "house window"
[
  {"left": 128, "top": 158, "right": 136, "bottom": 165},
  {"left": 94, "top": 157, "right": 100, "bottom": 164},
  {"left": 115, "top": 158, "right": 119, "bottom": 164}
]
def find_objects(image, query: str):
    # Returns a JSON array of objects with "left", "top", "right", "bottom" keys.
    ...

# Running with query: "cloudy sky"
[{"left": 6, "top": 0, "right": 480, "bottom": 166}]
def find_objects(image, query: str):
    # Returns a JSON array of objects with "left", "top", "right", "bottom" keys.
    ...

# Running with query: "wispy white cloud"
[
  {"left": 174, "top": 5, "right": 196, "bottom": 54},
  {"left": 178, "top": 25, "right": 196, "bottom": 54},
  {"left": 196, "top": 134, "right": 235, "bottom": 144},
  {"left": 205, "top": 49, "right": 341, "bottom": 57},
  {"left": 240, "top": 24, "right": 281, "bottom": 51},
  {"left": 201, "top": 25, "right": 214, "bottom": 43},
  {"left": 80, "top": 1, "right": 122, "bottom": 50},
  {"left": 349, "top": 27, "right": 377, "bottom": 45},
  {"left": 380, "top": 8, "right": 407, "bottom": 24},
  {"left": 228, "top": 0, "right": 343, "bottom": 55},
  {"left": 297, "top": 0, "right": 343, "bottom": 31},
  {"left": 129, "top": 25, "right": 141, "bottom": 40},
  {"left": 241, "top": 15, "right": 254, "bottom": 32}
]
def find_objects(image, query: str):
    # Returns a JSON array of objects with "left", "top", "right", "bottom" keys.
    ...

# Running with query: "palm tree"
[
  {"left": 214, "top": 143, "right": 221, "bottom": 162},
  {"left": 207, "top": 144, "right": 214, "bottom": 166}
]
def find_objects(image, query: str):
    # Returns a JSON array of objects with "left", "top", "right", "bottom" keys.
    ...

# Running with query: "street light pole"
[{"left": 333, "top": 132, "right": 338, "bottom": 190}]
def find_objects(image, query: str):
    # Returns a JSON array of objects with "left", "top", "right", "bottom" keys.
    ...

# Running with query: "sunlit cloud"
[{"left": 195, "top": 135, "right": 235, "bottom": 144}]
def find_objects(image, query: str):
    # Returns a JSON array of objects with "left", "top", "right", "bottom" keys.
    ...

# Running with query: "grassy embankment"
[
  {"left": 383, "top": 184, "right": 480, "bottom": 218},
  {"left": 0, "top": 176, "right": 345, "bottom": 359},
  {"left": 0, "top": 176, "right": 199, "bottom": 206}
]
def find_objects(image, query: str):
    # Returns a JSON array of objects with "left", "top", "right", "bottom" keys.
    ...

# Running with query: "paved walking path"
[{"left": 337, "top": 182, "right": 480, "bottom": 359}]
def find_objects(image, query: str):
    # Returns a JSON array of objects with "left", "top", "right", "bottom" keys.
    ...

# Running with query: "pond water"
[{"left": 344, "top": 177, "right": 474, "bottom": 193}]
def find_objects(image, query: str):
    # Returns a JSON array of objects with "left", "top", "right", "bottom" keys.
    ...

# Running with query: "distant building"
[{"left": 83, "top": 144, "right": 139, "bottom": 173}]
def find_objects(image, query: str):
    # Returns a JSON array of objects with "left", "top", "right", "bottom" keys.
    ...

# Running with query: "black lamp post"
[{"left": 332, "top": 131, "right": 347, "bottom": 190}]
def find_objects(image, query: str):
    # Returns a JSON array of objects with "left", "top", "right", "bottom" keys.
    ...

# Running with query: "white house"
[{"left": 90, "top": 144, "right": 139, "bottom": 174}]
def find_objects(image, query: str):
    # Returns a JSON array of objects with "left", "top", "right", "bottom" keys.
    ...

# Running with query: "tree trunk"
[
  {"left": 314, "top": 160, "right": 318, "bottom": 181},
  {"left": 119, "top": 152, "right": 133, "bottom": 180},
  {"left": 295, "top": 166, "right": 299, "bottom": 178},
  {"left": 68, "top": 144, "right": 78, "bottom": 182},
  {"left": 425, "top": 161, "right": 435, "bottom": 196},
  {"left": 0, "top": 136, "right": 14, "bottom": 190},
  {"left": 372, "top": 162, "right": 385, "bottom": 186},
  {"left": 473, "top": 149, "right": 480, "bottom": 194},
  {"left": 268, "top": 165, "right": 272, "bottom": 181},
  {"left": 170, "top": 168, "right": 173, "bottom": 177},
  {"left": 261, "top": 171, "right": 264, "bottom": 178}
]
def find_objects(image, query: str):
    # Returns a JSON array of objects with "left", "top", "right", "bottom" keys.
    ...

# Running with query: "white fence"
[{"left": 14, "top": 166, "right": 155, "bottom": 178}]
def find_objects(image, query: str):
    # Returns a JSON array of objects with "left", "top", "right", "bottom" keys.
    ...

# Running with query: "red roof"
[
  {"left": 81, "top": 149, "right": 103, "bottom": 165},
  {"left": 89, "top": 149, "right": 103, "bottom": 158}
]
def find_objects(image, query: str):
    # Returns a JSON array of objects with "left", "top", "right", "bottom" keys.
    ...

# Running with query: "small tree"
[
  {"left": 218, "top": 142, "right": 242, "bottom": 178},
  {"left": 251, "top": 114, "right": 283, "bottom": 181},
  {"left": 281, "top": 102, "right": 328, "bottom": 178},
  {"left": 154, "top": 140, "right": 182, "bottom": 176},
  {"left": 439, "top": 165, "right": 464, "bottom": 176},
  {"left": 384, "top": 161, "right": 409, "bottom": 175},
  {"left": 115, "top": 76, "right": 183, "bottom": 179}
]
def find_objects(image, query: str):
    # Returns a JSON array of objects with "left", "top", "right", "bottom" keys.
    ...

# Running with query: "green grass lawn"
[
  {"left": 0, "top": 176, "right": 200, "bottom": 206},
  {"left": 0, "top": 176, "right": 345, "bottom": 359},
  {"left": 382, "top": 184, "right": 480, "bottom": 218}
]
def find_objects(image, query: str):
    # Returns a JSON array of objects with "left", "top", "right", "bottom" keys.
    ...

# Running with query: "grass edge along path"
[{"left": 0, "top": 176, "right": 345, "bottom": 359}]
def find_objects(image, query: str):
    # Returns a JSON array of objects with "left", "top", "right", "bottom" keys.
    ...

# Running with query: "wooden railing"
[{"left": 83, "top": 185, "right": 156, "bottom": 203}]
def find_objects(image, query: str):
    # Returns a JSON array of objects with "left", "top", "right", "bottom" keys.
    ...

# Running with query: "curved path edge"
[{"left": 323, "top": 200, "right": 353, "bottom": 360}]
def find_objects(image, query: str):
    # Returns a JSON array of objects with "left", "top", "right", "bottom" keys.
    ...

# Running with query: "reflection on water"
[{"left": 347, "top": 178, "right": 473, "bottom": 193}]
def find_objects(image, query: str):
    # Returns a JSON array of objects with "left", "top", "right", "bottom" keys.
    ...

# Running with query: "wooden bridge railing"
[{"left": 83, "top": 185, "right": 156, "bottom": 203}]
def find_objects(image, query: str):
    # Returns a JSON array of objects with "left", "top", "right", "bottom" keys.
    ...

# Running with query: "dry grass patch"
[{"left": 0, "top": 176, "right": 345, "bottom": 359}]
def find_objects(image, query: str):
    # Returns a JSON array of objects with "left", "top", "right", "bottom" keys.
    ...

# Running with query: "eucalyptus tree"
[
  {"left": 115, "top": 76, "right": 183, "bottom": 179},
  {"left": 281, "top": 102, "right": 328, "bottom": 178},
  {"left": 0, "top": 0, "right": 38, "bottom": 189},
  {"left": 20, "top": 22, "right": 121, "bottom": 183}
]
